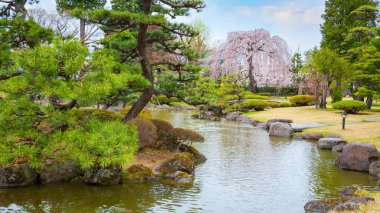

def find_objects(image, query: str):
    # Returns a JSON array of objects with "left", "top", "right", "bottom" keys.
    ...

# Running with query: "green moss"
[{"left": 123, "top": 164, "right": 154, "bottom": 182}]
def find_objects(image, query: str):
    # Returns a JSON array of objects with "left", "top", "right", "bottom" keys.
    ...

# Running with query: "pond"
[{"left": 0, "top": 110, "right": 378, "bottom": 213}]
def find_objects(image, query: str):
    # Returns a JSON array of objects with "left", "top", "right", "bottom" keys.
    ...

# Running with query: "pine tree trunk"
[
  {"left": 80, "top": 18, "right": 86, "bottom": 45},
  {"left": 124, "top": 0, "right": 153, "bottom": 123},
  {"left": 366, "top": 97, "right": 373, "bottom": 110}
]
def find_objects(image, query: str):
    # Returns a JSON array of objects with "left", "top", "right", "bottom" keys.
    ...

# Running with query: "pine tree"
[
  {"left": 81, "top": 0, "right": 205, "bottom": 122},
  {"left": 56, "top": 0, "right": 107, "bottom": 44}
]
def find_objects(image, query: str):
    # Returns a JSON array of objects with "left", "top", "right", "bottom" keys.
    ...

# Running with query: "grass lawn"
[{"left": 246, "top": 106, "right": 380, "bottom": 147}]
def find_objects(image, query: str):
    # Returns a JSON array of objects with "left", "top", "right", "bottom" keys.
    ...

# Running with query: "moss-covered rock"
[
  {"left": 123, "top": 164, "right": 155, "bottom": 183},
  {"left": 84, "top": 164, "right": 122, "bottom": 185},
  {"left": 40, "top": 160, "right": 82, "bottom": 185},
  {"left": 0, "top": 163, "right": 37, "bottom": 187},
  {"left": 163, "top": 171, "right": 195, "bottom": 186},
  {"left": 179, "top": 145, "right": 207, "bottom": 165},
  {"left": 154, "top": 152, "right": 195, "bottom": 176}
]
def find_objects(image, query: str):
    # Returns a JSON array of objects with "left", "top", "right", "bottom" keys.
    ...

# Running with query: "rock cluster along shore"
[
  {"left": 0, "top": 145, "right": 206, "bottom": 187},
  {"left": 304, "top": 186, "right": 374, "bottom": 212},
  {"left": 192, "top": 111, "right": 267, "bottom": 128}
]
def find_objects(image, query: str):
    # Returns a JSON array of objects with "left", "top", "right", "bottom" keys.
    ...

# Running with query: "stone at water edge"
[
  {"left": 165, "top": 171, "right": 195, "bottom": 185},
  {"left": 304, "top": 196, "right": 374, "bottom": 213},
  {"left": 179, "top": 145, "right": 207, "bottom": 165},
  {"left": 332, "top": 144, "right": 345, "bottom": 153},
  {"left": 40, "top": 160, "right": 82, "bottom": 185},
  {"left": 84, "top": 164, "right": 122, "bottom": 185},
  {"left": 369, "top": 161, "right": 380, "bottom": 178},
  {"left": 317, "top": 138, "right": 347, "bottom": 150},
  {"left": 0, "top": 163, "right": 37, "bottom": 187},
  {"left": 335, "top": 142, "right": 380, "bottom": 172},
  {"left": 198, "top": 112, "right": 221, "bottom": 121},
  {"left": 266, "top": 119, "right": 293, "bottom": 130},
  {"left": 123, "top": 164, "right": 155, "bottom": 183},
  {"left": 326, "top": 134, "right": 342, "bottom": 139},
  {"left": 340, "top": 186, "right": 361, "bottom": 197},
  {"left": 268, "top": 122, "right": 293, "bottom": 138},
  {"left": 303, "top": 133, "right": 324, "bottom": 140},
  {"left": 225, "top": 112, "right": 241, "bottom": 121},
  {"left": 154, "top": 152, "right": 195, "bottom": 176}
]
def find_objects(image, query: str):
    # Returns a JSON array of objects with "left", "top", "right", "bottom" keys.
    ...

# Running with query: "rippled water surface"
[{"left": 0, "top": 110, "right": 378, "bottom": 213}]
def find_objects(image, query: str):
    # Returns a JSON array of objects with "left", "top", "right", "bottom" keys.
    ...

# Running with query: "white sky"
[{"left": 33, "top": 0, "right": 325, "bottom": 53}]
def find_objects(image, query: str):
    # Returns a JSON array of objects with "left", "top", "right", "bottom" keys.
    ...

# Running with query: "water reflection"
[{"left": 0, "top": 110, "right": 377, "bottom": 213}]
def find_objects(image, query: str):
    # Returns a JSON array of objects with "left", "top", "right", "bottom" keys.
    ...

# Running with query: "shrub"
[
  {"left": 169, "top": 102, "right": 190, "bottom": 108},
  {"left": 157, "top": 94, "right": 170, "bottom": 105},
  {"left": 279, "top": 102, "right": 291, "bottom": 108},
  {"left": 232, "top": 103, "right": 239, "bottom": 110},
  {"left": 289, "top": 95, "right": 315, "bottom": 106},
  {"left": 169, "top": 97, "right": 179, "bottom": 102},
  {"left": 241, "top": 100, "right": 268, "bottom": 111},
  {"left": 120, "top": 106, "right": 152, "bottom": 120},
  {"left": 332, "top": 87, "right": 343, "bottom": 103},
  {"left": 150, "top": 119, "right": 176, "bottom": 150},
  {"left": 172, "top": 128, "right": 205, "bottom": 146},
  {"left": 91, "top": 110, "right": 124, "bottom": 121},
  {"left": 46, "top": 119, "right": 138, "bottom": 169},
  {"left": 132, "top": 119, "right": 158, "bottom": 150},
  {"left": 243, "top": 92, "right": 270, "bottom": 100},
  {"left": 266, "top": 102, "right": 280, "bottom": 108},
  {"left": 332, "top": 100, "right": 366, "bottom": 114}
]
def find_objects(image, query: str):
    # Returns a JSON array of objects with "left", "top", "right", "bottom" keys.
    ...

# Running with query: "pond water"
[{"left": 0, "top": 110, "right": 378, "bottom": 213}]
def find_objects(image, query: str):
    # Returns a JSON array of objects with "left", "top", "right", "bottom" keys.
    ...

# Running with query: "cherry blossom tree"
[{"left": 208, "top": 29, "right": 292, "bottom": 92}]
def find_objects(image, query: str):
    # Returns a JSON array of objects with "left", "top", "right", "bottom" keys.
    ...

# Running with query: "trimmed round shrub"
[
  {"left": 289, "top": 95, "right": 315, "bottom": 106},
  {"left": 121, "top": 106, "right": 152, "bottom": 120},
  {"left": 279, "top": 102, "right": 291, "bottom": 108},
  {"left": 243, "top": 92, "right": 270, "bottom": 100},
  {"left": 150, "top": 119, "right": 176, "bottom": 150},
  {"left": 332, "top": 100, "right": 366, "bottom": 114},
  {"left": 241, "top": 100, "right": 268, "bottom": 111},
  {"left": 266, "top": 102, "right": 280, "bottom": 108},
  {"left": 132, "top": 119, "right": 158, "bottom": 150},
  {"left": 172, "top": 128, "right": 205, "bottom": 146}
]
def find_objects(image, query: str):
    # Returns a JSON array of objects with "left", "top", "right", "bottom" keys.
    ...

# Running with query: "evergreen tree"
[
  {"left": 0, "top": 39, "right": 139, "bottom": 169},
  {"left": 81, "top": 0, "right": 205, "bottom": 121},
  {"left": 310, "top": 48, "right": 350, "bottom": 109},
  {"left": 321, "top": 0, "right": 379, "bottom": 54},
  {"left": 290, "top": 51, "right": 305, "bottom": 95},
  {"left": 56, "top": 0, "right": 107, "bottom": 44}
]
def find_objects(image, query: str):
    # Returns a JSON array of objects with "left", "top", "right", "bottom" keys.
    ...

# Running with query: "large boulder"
[
  {"left": 303, "top": 133, "right": 324, "bottom": 140},
  {"left": 332, "top": 144, "right": 345, "bottom": 153},
  {"left": 198, "top": 112, "right": 221, "bottom": 121},
  {"left": 226, "top": 112, "right": 241, "bottom": 121},
  {"left": 179, "top": 145, "right": 207, "bottom": 165},
  {"left": 165, "top": 171, "right": 194, "bottom": 185},
  {"left": 335, "top": 142, "right": 380, "bottom": 172},
  {"left": 0, "top": 163, "right": 37, "bottom": 187},
  {"left": 40, "top": 160, "right": 82, "bottom": 184},
  {"left": 326, "top": 134, "right": 341, "bottom": 139},
  {"left": 123, "top": 164, "right": 155, "bottom": 183},
  {"left": 369, "top": 161, "right": 380, "bottom": 178},
  {"left": 236, "top": 115, "right": 253, "bottom": 123},
  {"left": 154, "top": 152, "right": 195, "bottom": 176},
  {"left": 84, "top": 164, "right": 122, "bottom": 185},
  {"left": 317, "top": 138, "right": 347, "bottom": 150},
  {"left": 266, "top": 119, "right": 293, "bottom": 130},
  {"left": 269, "top": 122, "right": 293, "bottom": 138},
  {"left": 304, "top": 196, "right": 374, "bottom": 213}
]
